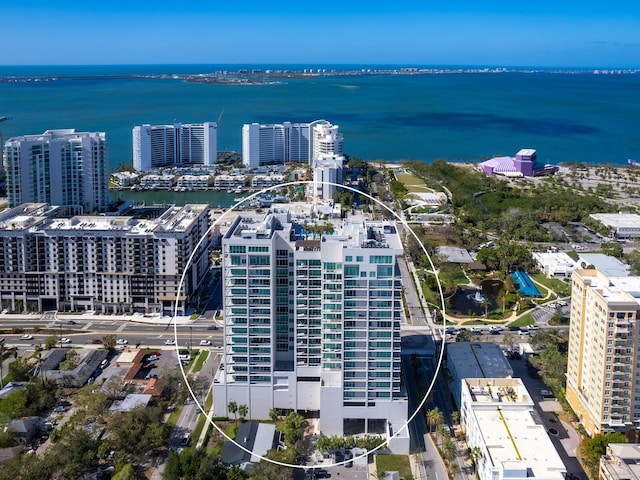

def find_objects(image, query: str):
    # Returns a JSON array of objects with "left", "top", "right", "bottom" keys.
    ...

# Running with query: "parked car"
[
  {"left": 142, "top": 363, "right": 156, "bottom": 370},
  {"left": 165, "top": 339, "right": 176, "bottom": 345},
  {"left": 540, "top": 389, "right": 554, "bottom": 398},
  {"left": 59, "top": 337, "right": 72, "bottom": 344},
  {"left": 147, "top": 354, "right": 160, "bottom": 362},
  {"left": 199, "top": 339, "right": 211, "bottom": 346},
  {"left": 116, "top": 339, "right": 128, "bottom": 345},
  {"left": 180, "top": 433, "right": 191, "bottom": 446}
]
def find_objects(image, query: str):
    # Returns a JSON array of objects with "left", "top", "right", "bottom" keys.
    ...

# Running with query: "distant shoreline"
[{"left": 0, "top": 66, "right": 638, "bottom": 84}]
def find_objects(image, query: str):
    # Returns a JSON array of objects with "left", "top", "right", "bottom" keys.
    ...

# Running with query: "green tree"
[
  {"left": 196, "top": 454, "right": 230, "bottom": 480},
  {"left": 164, "top": 449, "right": 182, "bottom": 480},
  {"left": 252, "top": 448, "right": 296, "bottom": 480},
  {"left": 426, "top": 407, "right": 444, "bottom": 433},
  {"left": 269, "top": 408, "right": 280, "bottom": 423},
  {"left": 228, "top": 401, "right": 238, "bottom": 426},
  {"left": 601, "top": 241, "right": 623, "bottom": 258},
  {"left": 436, "top": 423, "right": 448, "bottom": 447},
  {"left": 6, "top": 358, "right": 31, "bottom": 382},
  {"left": 238, "top": 404, "right": 248, "bottom": 422},
  {"left": 59, "top": 349, "right": 80, "bottom": 370},
  {"left": 282, "top": 411, "right": 305, "bottom": 446},
  {"left": 107, "top": 406, "right": 169, "bottom": 461},
  {"left": 44, "top": 335, "right": 57, "bottom": 350},
  {"left": 102, "top": 334, "right": 117, "bottom": 351},
  {"left": 443, "top": 438, "right": 457, "bottom": 461},
  {"left": 0, "top": 429, "right": 18, "bottom": 448},
  {"left": 112, "top": 464, "right": 136, "bottom": 480},
  {"left": 582, "top": 432, "right": 627, "bottom": 474},
  {"left": 469, "top": 446, "right": 483, "bottom": 475}
]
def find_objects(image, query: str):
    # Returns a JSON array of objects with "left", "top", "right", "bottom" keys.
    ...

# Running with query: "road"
[{"left": 0, "top": 315, "right": 223, "bottom": 350}]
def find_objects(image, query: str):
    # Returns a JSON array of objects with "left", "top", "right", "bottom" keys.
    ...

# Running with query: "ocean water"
[{"left": 0, "top": 64, "right": 639, "bottom": 170}]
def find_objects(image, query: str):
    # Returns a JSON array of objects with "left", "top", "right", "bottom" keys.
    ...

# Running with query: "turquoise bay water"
[{"left": 0, "top": 65, "right": 639, "bottom": 169}]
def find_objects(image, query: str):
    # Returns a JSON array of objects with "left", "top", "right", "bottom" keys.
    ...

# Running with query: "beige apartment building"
[
  {"left": 566, "top": 269, "right": 640, "bottom": 435},
  {"left": 0, "top": 203, "right": 213, "bottom": 315}
]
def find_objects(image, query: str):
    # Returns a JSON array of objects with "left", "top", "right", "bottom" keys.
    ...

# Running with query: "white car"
[
  {"left": 165, "top": 339, "right": 176, "bottom": 345},
  {"left": 59, "top": 337, "right": 72, "bottom": 344},
  {"left": 116, "top": 339, "right": 128, "bottom": 345},
  {"left": 199, "top": 340, "right": 211, "bottom": 346},
  {"left": 20, "top": 334, "right": 34, "bottom": 340}
]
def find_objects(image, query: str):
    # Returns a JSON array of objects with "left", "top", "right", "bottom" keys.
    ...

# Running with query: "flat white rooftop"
[
  {"left": 590, "top": 212, "right": 640, "bottom": 229},
  {"left": 577, "top": 253, "right": 630, "bottom": 277},
  {"left": 474, "top": 408, "right": 565, "bottom": 479},
  {"left": 576, "top": 270, "right": 640, "bottom": 305}
]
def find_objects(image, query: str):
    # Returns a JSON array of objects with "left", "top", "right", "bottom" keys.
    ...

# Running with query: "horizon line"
[{"left": 0, "top": 62, "right": 638, "bottom": 70}]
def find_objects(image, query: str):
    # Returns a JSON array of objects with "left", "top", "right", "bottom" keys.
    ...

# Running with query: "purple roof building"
[{"left": 480, "top": 148, "right": 545, "bottom": 177}]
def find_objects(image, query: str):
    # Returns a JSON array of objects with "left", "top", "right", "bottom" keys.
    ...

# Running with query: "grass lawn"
[
  {"left": 192, "top": 350, "right": 209, "bottom": 373},
  {"left": 394, "top": 172, "right": 433, "bottom": 193},
  {"left": 167, "top": 407, "right": 182, "bottom": 428},
  {"left": 530, "top": 273, "right": 571, "bottom": 297},
  {"left": 511, "top": 314, "right": 535, "bottom": 327},
  {"left": 376, "top": 454, "right": 412, "bottom": 479}
]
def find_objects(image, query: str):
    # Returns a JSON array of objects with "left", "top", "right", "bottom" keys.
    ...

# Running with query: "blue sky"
[{"left": 4, "top": 1, "right": 639, "bottom": 67}]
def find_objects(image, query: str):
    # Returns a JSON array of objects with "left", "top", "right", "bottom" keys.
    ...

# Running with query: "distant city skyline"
[{"left": 4, "top": 1, "right": 639, "bottom": 67}]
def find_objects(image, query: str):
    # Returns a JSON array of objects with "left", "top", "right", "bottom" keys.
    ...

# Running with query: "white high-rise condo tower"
[
  {"left": 242, "top": 120, "right": 342, "bottom": 168},
  {"left": 132, "top": 122, "right": 217, "bottom": 171},
  {"left": 3, "top": 129, "right": 109, "bottom": 215},
  {"left": 213, "top": 209, "right": 409, "bottom": 453}
]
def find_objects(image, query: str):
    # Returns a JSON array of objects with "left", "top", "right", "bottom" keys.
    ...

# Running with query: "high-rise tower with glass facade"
[{"left": 213, "top": 209, "right": 408, "bottom": 452}]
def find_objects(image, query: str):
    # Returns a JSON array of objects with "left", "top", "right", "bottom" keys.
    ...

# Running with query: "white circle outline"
[{"left": 171, "top": 179, "right": 447, "bottom": 469}]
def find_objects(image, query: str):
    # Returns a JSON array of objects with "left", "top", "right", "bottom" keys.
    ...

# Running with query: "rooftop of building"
[
  {"left": 0, "top": 203, "right": 208, "bottom": 235},
  {"left": 590, "top": 212, "right": 640, "bottom": 228},
  {"left": 602, "top": 443, "right": 640, "bottom": 480},
  {"left": 464, "top": 378, "right": 532, "bottom": 405},
  {"left": 577, "top": 253, "right": 630, "bottom": 277},
  {"left": 436, "top": 246, "right": 473, "bottom": 264},
  {"left": 226, "top": 206, "right": 402, "bottom": 251},
  {"left": 574, "top": 269, "right": 640, "bottom": 305},
  {"left": 447, "top": 342, "right": 513, "bottom": 379},
  {"left": 109, "top": 393, "right": 153, "bottom": 412},
  {"left": 6, "top": 129, "right": 104, "bottom": 142},
  {"left": 473, "top": 408, "right": 565, "bottom": 479},
  {"left": 532, "top": 251, "right": 578, "bottom": 268}
]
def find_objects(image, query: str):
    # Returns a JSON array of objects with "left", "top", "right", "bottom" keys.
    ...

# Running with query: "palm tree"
[
  {"left": 228, "top": 400, "right": 238, "bottom": 426},
  {"left": 436, "top": 423, "right": 448, "bottom": 447},
  {"left": 443, "top": 438, "right": 457, "bottom": 462},
  {"left": 238, "top": 404, "right": 248, "bottom": 423},
  {"left": 469, "top": 446, "right": 483, "bottom": 475},
  {"left": 426, "top": 407, "right": 444, "bottom": 433},
  {"left": 451, "top": 411, "right": 460, "bottom": 426}
]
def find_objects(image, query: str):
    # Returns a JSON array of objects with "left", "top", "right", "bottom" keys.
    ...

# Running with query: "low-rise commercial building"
[
  {"left": 590, "top": 213, "right": 640, "bottom": 239},
  {"left": 461, "top": 378, "right": 566, "bottom": 480},
  {"left": 532, "top": 252, "right": 578, "bottom": 278},
  {"left": 446, "top": 342, "right": 513, "bottom": 409}
]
